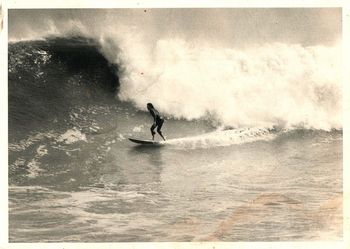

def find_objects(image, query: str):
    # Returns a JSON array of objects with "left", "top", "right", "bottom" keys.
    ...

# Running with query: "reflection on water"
[{"left": 129, "top": 145, "right": 164, "bottom": 167}]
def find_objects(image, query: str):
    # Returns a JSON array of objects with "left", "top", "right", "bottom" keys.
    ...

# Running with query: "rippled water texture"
[{"left": 8, "top": 37, "right": 342, "bottom": 242}]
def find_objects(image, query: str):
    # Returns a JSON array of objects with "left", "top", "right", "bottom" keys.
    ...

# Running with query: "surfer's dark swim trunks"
[
  {"left": 148, "top": 107, "right": 165, "bottom": 138},
  {"left": 151, "top": 116, "right": 164, "bottom": 133}
]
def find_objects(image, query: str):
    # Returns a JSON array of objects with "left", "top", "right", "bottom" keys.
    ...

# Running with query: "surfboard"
[{"left": 128, "top": 138, "right": 164, "bottom": 145}]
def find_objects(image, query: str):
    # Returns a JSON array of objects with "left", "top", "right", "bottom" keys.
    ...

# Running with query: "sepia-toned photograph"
[{"left": 6, "top": 7, "right": 343, "bottom": 243}]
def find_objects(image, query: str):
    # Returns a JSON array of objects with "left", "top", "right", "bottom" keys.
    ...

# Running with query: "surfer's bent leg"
[
  {"left": 156, "top": 119, "right": 165, "bottom": 141},
  {"left": 150, "top": 123, "right": 156, "bottom": 140}
]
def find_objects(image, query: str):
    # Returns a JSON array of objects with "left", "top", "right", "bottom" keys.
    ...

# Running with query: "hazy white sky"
[{"left": 9, "top": 8, "right": 341, "bottom": 47}]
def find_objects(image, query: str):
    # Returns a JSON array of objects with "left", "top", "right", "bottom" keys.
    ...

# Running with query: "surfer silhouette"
[{"left": 147, "top": 103, "right": 166, "bottom": 141}]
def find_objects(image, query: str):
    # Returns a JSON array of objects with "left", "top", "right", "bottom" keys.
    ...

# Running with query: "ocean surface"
[{"left": 8, "top": 37, "right": 342, "bottom": 242}]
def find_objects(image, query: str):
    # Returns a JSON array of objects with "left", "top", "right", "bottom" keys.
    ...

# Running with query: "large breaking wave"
[
  {"left": 9, "top": 10, "right": 342, "bottom": 131},
  {"left": 112, "top": 39, "right": 341, "bottom": 130}
]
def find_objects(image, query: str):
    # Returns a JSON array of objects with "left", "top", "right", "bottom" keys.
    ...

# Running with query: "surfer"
[{"left": 147, "top": 103, "right": 166, "bottom": 141}]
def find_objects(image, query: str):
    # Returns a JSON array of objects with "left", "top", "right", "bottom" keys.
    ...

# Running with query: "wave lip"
[{"left": 164, "top": 127, "right": 275, "bottom": 149}]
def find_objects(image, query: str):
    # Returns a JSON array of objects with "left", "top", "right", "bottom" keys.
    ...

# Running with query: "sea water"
[
  {"left": 8, "top": 12, "right": 342, "bottom": 241},
  {"left": 9, "top": 122, "right": 342, "bottom": 241}
]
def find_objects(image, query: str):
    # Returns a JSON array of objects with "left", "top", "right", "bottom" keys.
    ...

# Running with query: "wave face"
[
  {"left": 8, "top": 9, "right": 342, "bottom": 131},
  {"left": 8, "top": 37, "right": 119, "bottom": 139}
]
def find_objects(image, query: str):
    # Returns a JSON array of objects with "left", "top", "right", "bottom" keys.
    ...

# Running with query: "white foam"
[
  {"left": 132, "top": 125, "right": 144, "bottom": 132},
  {"left": 57, "top": 128, "right": 87, "bottom": 144},
  {"left": 27, "top": 159, "right": 44, "bottom": 178},
  {"left": 36, "top": 145, "right": 48, "bottom": 157},
  {"left": 11, "top": 158, "right": 26, "bottom": 168},
  {"left": 116, "top": 41, "right": 341, "bottom": 131},
  {"left": 27, "top": 145, "right": 49, "bottom": 178},
  {"left": 164, "top": 127, "right": 275, "bottom": 149},
  {"left": 8, "top": 131, "right": 56, "bottom": 152},
  {"left": 117, "top": 134, "right": 125, "bottom": 141}
]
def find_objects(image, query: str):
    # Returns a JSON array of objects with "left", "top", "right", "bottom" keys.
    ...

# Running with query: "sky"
[{"left": 8, "top": 8, "right": 341, "bottom": 47}]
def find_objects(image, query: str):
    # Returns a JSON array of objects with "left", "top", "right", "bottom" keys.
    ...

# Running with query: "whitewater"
[{"left": 8, "top": 9, "right": 342, "bottom": 242}]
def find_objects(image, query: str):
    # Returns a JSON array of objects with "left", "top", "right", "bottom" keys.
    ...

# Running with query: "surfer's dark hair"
[{"left": 147, "top": 103, "right": 154, "bottom": 108}]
